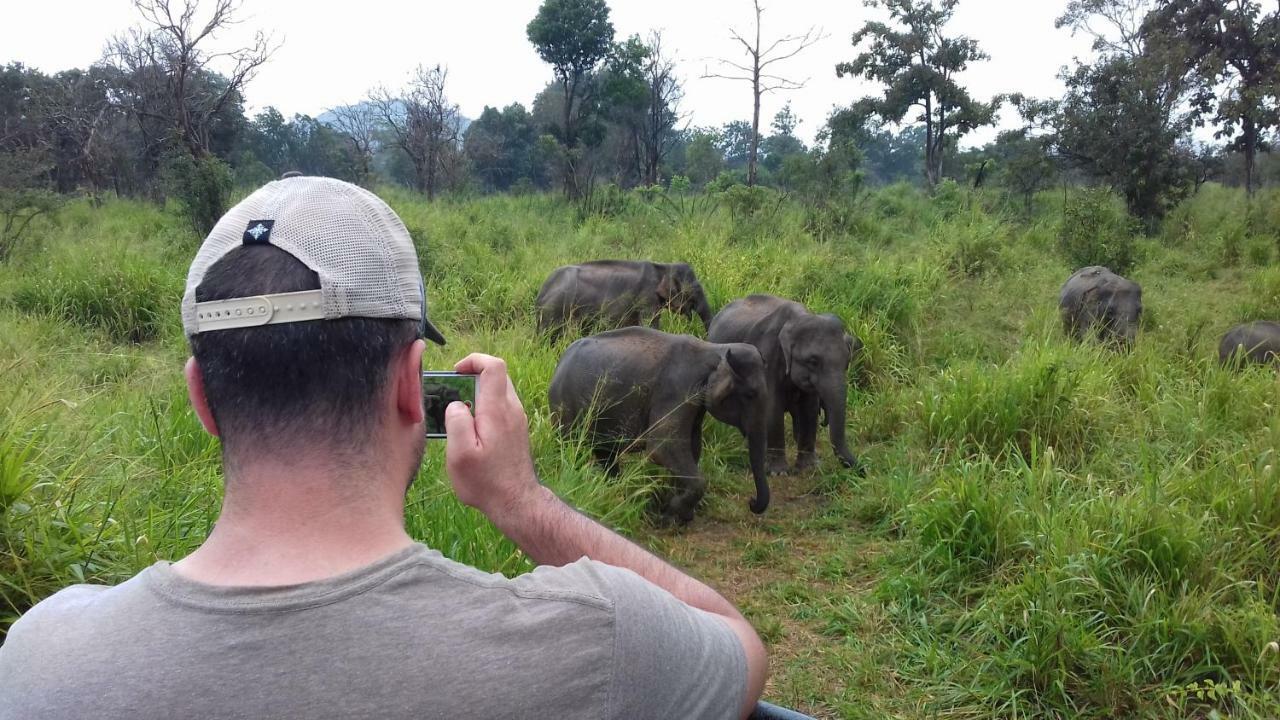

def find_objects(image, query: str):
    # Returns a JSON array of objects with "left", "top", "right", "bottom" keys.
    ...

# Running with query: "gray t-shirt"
[{"left": 0, "top": 543, "right": 746, "bottom": 719}]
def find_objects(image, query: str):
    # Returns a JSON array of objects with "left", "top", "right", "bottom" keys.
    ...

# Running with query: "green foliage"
[
  {"left": 835, "top": 0, "right": 1002, "bottom": 186},
  {"left": 1032, "top": 5, "right": 1198, "bottom": 226},
  {"left": 6, "top": 185, "right": 1280, "bottom": 717},
  {"left": 922, "top": 343, "right": 1097, "bottom": 462},
  {"left": 0, "top": 189, "right": 61, "bottom": 262},
  {"left": 715, "top": 183, "right": 784, "bottom": 242},
  {"left": 163, "top": 153, "right": 233, "bottom": 235},
  {"left": 10, "top": 235, "right": 180, "bottom": 344},
  {"left": 682, "top": 131, "right": 724, "bottom": 187},
  {"left": 1058, "top": 188, "right": 1138, "bottom": 274}
]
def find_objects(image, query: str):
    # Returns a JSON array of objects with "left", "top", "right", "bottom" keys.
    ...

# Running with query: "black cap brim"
[{"left": 423, "top": 317, "right": 446, "bottom": 346}]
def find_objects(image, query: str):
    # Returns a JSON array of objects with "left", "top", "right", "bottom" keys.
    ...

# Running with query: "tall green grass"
[{"left": 3, "top": 184, "right": 1280, "bottom": 717}]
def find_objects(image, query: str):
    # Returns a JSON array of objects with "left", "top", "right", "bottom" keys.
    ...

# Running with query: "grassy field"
[{"left": 3, "top": 181, "right": 1280, "bottom": 718}]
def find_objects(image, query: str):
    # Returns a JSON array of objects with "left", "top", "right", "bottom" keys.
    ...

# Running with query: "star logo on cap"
[{"left": 242, "top": 219, "right": 275, "bottom": 244}]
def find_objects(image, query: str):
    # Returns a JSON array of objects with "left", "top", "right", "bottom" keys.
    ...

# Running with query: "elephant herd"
[
  {"left": 536, "top": 259, "right": 1280, "bottom": 525},
  {"left": 1058, "top": 265, "right": 1280, "bottom": 365},
  {"left": 540, "top": 260, "right": 863, "bottom": 524}
]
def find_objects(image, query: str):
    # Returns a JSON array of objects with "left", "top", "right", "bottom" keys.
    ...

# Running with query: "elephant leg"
[
  {"left": 792, "top": 392, "right": 820, "bottom": 471},
  {"left": 767, "top": 407, "right": 789, "bottom": 476},
  {"left": 593, "top": 440, "right": 624, "bottom": 477},
  {"left": 649, "top": 438, "right": 705, "bottom": 525},
  {"left": 690, "top": 418, "right": 703, "bottom": 465}
]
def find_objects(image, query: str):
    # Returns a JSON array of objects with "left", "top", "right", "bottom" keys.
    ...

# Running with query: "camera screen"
[{"left": 421, "top": 373, "right": 477, "bottom": 437}]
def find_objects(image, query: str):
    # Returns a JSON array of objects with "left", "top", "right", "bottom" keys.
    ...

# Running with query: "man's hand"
[{"left": 443, "top": 354, "right": 542, "bottom": 520}]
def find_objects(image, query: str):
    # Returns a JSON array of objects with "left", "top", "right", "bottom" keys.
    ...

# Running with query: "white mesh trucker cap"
[{"left": 181, "top": 176, "right": 446, "bottom": 345}]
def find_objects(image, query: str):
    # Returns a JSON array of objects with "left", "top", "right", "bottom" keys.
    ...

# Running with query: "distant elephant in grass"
[
  {"left": 548, "top": 327, "right": 770, "bottom": 524},
  {"left": 423, "top": 383, "right": 461, "bottom": 432},
  {"left": 708, "top": 294, "right": 865, "bottom": 477},
  {"left": 1059, "top": 266, "right": 1143, "bottom": 348},
  {"left": 536, "top": 260, "right": 713, "bottom": 342},
  {"left": 1219, "top": 321, "right": 1280, "bottom": 367}
]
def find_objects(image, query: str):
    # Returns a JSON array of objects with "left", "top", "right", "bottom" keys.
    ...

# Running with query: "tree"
[
  {"left": 760, "top": 102, "right": 806, "bottom": 175},
  {"left": 991, "top": 127, "right": 1058, "bottom": 214},
  {"left": 369, "top": 65, "right": 463, "bottom": 200},
  {"left": 683, "top": 129, "right": 725, "bottom": 186},
  {"left": 836, "top": 0, "right": 1001, "bottom": 188},
  {"left": 703, "top": 0, "right": 822, "bottom": 186},
  {"left": 1146, "top": 0, "right": 1280, "bottom": 195},
  {"left": 527, "top": 0, "right": 615, "bottom": 197},
  {"left": 1044, "top": 0, "right": 1201, "bottom": 225},
  {"left": 463, "top": 103, "right": 543, "bottom": 192},
  {"left": 638, "top": 31, "right": 684, "bottom": 185},
  {"left": 719, "top": 120, "right": 760, "bottom": 170},
  {"left": 826, "top": 108, "right": 924, "bottom": 185},
  {"left": 328, "top": 102, "right": 380, "bottom": 186},
  {"left": 104, "top": 0, "right": 275, "bottom": 160}
]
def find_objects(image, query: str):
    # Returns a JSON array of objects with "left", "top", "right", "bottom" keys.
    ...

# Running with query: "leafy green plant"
[
  {"left": 163, "top": 153, "right": 233, "bottom": 235},
  {"left": 1058, "top": 188, "right": 1138, "bottom": 274}
]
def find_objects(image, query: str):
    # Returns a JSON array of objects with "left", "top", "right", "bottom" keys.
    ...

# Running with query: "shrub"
[
  {"left": 1058, "top": 188, "right": 1137, "bottom": 274},
  {"left": 163, "top": 153, "right": 233, "bottom": 235},
  {"left": 1, "top": 189, "right": 62, "bottom": 263}
]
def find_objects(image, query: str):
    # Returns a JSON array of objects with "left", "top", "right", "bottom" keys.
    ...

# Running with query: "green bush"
[
  {"left": 164, "top": 153, "right": 233, "bottom": 235},
  {"left": 1058, "top": 188, "right": 1137, "bottom": 274}
]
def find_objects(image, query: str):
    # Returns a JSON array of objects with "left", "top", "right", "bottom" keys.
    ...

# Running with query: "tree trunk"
[
  {"left": 1243, "top": 116, "right": 1257, "bottom": 197},
  {"left": 749, "top": 67, "right": 761, "bottom": 187},
  {"left": 924, "top": 96, "right": 937, "bottom": 188}
]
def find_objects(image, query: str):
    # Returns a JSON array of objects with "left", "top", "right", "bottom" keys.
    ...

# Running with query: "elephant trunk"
[
  {"left": 820, "top": 378, "right": 863, "bottom": 476},
  {"left": 745, "top": 419, "right": 770, "bottom": 514}
]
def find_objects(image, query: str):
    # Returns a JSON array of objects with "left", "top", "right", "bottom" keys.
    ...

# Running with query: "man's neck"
[{"left": 174, "top": 456, "right": 414, "bottom": 587}]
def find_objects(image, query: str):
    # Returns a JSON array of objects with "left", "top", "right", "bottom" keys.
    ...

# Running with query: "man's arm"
[{"left": 443, "top": 353, "right": 767, "bottom": 719}]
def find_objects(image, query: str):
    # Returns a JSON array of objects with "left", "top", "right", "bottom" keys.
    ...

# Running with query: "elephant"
[
  {"left": 536, "top": 260, "right": 713, "bottom": 342},
  {"left": 707, "top": 294, "right": 864, "bottom": 477},
  {"left": 548, "top": 327, "right": 771, "bottom": 523},
  {"left": 1059, "top": 266, "right": 1143, "bottom": 347},
  {"left": 422, "top": 383, "right": 461, "bottom": 434},
  {"left": 1219, "top": 321, "right": 1280, "bottom": 367}
]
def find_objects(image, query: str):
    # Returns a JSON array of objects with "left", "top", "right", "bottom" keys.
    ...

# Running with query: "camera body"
[{"left": 421, "top": 372, "right": 477, "bottom": 438}]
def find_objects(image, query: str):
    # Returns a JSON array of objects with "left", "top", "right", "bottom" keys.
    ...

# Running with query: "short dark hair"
[{"left": 190, "top": 244, "right": 419, "bottom": 457}]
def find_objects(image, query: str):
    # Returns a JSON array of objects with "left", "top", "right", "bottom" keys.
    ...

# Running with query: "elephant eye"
[{"left": 806, "top": 356, "right": 821, "bottom": 367}]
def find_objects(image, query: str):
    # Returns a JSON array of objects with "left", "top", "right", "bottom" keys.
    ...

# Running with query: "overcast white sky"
[{"left": 5, "top": 0, "right": 1100, "bottom": 147}]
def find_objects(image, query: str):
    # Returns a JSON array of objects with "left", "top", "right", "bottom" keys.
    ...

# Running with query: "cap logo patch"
[{"left": 243, "top": 220, "right": 274, "bottom": 244}]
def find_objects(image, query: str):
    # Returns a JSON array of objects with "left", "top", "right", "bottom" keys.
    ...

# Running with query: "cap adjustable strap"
[{"left": 193, "top": 289, "right": 325, "bottom": 332}]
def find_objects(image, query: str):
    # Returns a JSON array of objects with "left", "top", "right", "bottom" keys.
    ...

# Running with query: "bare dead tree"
[
  {"left": 369, "top": 65, "right": 462, "bottom": 200},
  {"left": 328, "top": 103, "right": 379, "bottom": 186},
  {"left": 703, "top": 0, "right": 823, "bottom": 186},
  {"left": 105, "top": 0, "right": 276, "bottom": 159},
  {"left": 640, "top": 31, "right": 686, "bottom": 186}
]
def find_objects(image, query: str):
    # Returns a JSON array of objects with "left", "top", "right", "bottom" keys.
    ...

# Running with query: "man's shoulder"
[
  {"left": 11, "top": 581, "right": 121, "bottom": 631},
  {"left": 2, "top": 575, "right": 147, "bottom": 665}
]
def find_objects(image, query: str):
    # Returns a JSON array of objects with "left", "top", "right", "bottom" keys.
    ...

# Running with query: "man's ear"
[
  {"left": 394, "top": 339, "right": 427, "bottom": 427},
  {"left": 185, "top": 357, "right": 219, "bottom": 437}
]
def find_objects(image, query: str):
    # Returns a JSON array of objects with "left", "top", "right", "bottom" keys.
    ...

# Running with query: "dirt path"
[{"left": 647, "top": 473, "right": 908, "bottom": 720}]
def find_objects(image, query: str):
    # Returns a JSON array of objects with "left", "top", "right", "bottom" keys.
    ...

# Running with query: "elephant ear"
[
  {"left": 778, "top": 319, "right": 798, "bottom": 375},
  {"left": 705, "top": 351, "right": 738, "bottom": 407},
  {"left": 656, "top": 266, "right": 676, "bottom": 301}
]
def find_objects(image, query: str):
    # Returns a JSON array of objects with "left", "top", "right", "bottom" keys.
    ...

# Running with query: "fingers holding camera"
[{"left": 444, "top": 354, "right": 539, "bottom": 517}]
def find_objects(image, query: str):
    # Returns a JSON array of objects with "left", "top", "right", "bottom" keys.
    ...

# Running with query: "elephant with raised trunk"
[
  {"left": 1059, "top": 266, "right": 1143, "bottom": 348},
  {"left": 708, "top": 294, "right": 865, "bottom": 476},
  {"left": 536, "top": 260, "right": 713, "bottom": 342},
  {"left": 549, "top": 327, "right": 771, "bottom": 524},
  {"left": 1219, "top": 321, "right": 1280, "bottom": 367}
]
